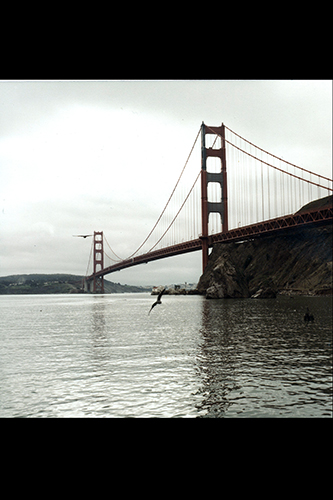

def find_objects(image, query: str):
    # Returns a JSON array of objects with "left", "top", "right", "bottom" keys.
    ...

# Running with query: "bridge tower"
[
  {"left": 93, "top": 231, "right": 104, "bottom": 293},
  {"left": 200, "top": 122, "right": 228, "bottom": 271}
]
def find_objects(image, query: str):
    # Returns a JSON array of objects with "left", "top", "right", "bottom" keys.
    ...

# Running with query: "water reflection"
[
  {"left": 196, "top": 300, "right": 243, "bottom": 417},
  {"left": 196, "top": 297, "right": 332, "bottom": 417},
  {"left": 89, "top": 297, "right": 110, "bottom": 364},
  {"left": 91, "top": 297, "right": 106, "bottom": 336}
]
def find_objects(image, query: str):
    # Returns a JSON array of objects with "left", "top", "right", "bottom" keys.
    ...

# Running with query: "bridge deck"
[{"left": 86, "top": 207, "right": 332, "bottom": 281}]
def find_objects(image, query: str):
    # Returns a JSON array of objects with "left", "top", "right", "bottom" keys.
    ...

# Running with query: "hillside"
[
  {"left": 0, "top": 274, "right": 150, "bottom": 295},
  {"left": 295, "top": 194, "right": 332, "bottom": 214},
  {"left": 197, "top": 196, "right": 332, "bottom": 299}
]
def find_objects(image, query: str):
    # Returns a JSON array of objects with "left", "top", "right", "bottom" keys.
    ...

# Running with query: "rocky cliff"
[{"left": 196, "top": 224, "right": 332, "bottom": 298}]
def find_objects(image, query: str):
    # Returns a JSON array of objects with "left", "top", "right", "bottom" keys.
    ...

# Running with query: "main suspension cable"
[
  {"left": 225, "top": 125, "right": 333, "bottom": 183},
  {"left": 206, "top": 125, "right": 332, "bottom": 191},
  {"left": 85, "top": 239, "right": 93, "bottom": 277},
  {"left": 147, "top": 170, "right": 201, "bottom": 253},
  {"left": 124, "top": 126, "right": 201, "bottom": 259},
  {"left": 104, "top": 234, "right": 123, "bottom": 261}
]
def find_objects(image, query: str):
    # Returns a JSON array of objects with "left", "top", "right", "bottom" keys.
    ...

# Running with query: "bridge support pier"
[
  {"left": 84, "top": 278, "right": 93, "bottom": 293},
  {"left": 201, "top": 122, "right": 228, "bottom": 272}
]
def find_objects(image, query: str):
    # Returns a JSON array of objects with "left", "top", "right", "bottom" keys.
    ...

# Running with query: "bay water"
[{"left": 0, "top": 293, "right": 331, "bottom": 417}]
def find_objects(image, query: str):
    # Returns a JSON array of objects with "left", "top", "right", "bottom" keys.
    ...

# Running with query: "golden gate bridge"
[{"left": 84, "top": 122, "right": 333, "bottom": 293}]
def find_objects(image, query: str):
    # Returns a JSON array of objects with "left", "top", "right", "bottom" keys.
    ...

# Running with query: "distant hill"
[{"left": 0, "top": 274, "right": 151, "bottom": 295}]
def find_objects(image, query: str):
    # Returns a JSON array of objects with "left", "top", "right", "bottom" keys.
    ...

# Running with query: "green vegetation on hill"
[{"left": 0, "top": 274, "right": 150, "bottom": 295}]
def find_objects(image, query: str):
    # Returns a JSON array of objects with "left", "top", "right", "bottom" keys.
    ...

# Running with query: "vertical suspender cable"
[{"left": 261, "top": 153, "right": 264, "bottom": 221}]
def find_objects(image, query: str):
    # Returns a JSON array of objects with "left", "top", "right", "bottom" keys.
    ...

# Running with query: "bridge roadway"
[{"left": 86, "top": 206, "right": 332, "bottom": 282}]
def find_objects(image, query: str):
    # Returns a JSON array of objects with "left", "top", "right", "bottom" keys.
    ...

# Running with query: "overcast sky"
[{"left": 0, "top": 80, "right": 331, "bottom": 286}]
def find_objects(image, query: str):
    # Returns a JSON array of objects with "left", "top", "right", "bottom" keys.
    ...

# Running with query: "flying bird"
[
  {"left": 148, "top": 288, "right": 166, "bottom": 315},
  {"left": 73, "top": 235, "right": 93, "bottom": 238}
]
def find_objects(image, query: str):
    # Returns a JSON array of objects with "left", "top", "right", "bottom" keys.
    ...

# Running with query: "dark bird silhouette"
[
  {"left": 148, "top": 288, "right": 166, "bottom": 315},
  {"left": 304, "top": 307, "right": 314, "bottom": 322},
  {"left": 73, "top": 235, "right": 93, "bottom": 238}
]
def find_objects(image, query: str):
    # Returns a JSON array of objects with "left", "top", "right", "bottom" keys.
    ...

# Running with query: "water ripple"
[{"left": 0, "top": 294, "right": 332, "bottom": 417}]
